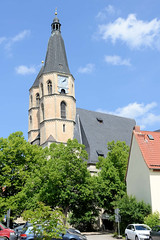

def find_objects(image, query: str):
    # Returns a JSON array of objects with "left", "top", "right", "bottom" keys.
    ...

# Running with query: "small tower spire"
[{"left": 51, "top": 8, "right": 61, "bottom": 33}]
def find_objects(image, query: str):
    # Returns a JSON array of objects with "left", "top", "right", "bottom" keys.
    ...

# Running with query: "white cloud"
[
  {"left": 98, "top": 14, "right": 160, "bottom": 49},
  {"left": 105, "top": 55, "right": 131, "bottom": 66},
  {"left": 105, "top": 5, "right": 115, "bottom": 15},
  {"left": 78, "top": 63, "right": 95, "bottom": 74},
  {"left": 0, "top": 37, "right": 6, "bottom": 44},
  {"left": 97, "top": 102, "right": 160, "bottom": 130},
  {"left": 4, "top": 30, "right": 31, "bottom": 53},
  {"left": 15, "top": 65, "right": 36, "bottom": 75},
  {"left": 96, "top": 5, "right": 116, "bottom": 20},
  {"left": 12, "top": 30, "right": 30, "bottom": 43}
]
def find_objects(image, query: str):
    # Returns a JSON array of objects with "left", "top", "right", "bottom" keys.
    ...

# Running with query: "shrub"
[
  {"left": 144, "top": 211, "right": 160, "bottom": 229},
  {"left": 114, "top": 194, "right": 151, "bottom": 234}
]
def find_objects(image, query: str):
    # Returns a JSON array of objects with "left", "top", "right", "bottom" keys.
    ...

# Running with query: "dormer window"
[
  {"left": 96, "top": 117, "right": 103, "bottom": 123},
  {"left": 96, "top": 150, "right": 104, "bottom": 157}
]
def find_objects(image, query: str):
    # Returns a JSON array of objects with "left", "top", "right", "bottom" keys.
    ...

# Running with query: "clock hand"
[{"left": 62, "top": 79, "right": 66, "bottom": 82}]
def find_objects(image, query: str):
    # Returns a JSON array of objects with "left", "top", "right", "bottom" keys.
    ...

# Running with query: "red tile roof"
[{"left": 134, "top": 129, "right": 160, "bottom": 169}]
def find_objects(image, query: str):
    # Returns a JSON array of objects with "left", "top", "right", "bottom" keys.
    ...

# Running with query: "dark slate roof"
[
  {"left": 74, "top": 108, "right": 136, "bottom": 164},
  {"left": 43, "top": 31, "right": 70, "bottom": 75},
  {"left": 30, "top": 66, "right": 44, "bottom": 89},
  {"left": 46, "top": 135, "right": 56, "bottom": 142}
]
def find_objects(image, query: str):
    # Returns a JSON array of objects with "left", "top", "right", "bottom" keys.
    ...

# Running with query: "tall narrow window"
[
  {"left": 30, "top": 95, "right": 33, "bottom": 106},
  {"left": 63, "top": 124, "right": 65, "bottom": 132},
  {"left": 47, "top": 80, "right": 52, "bottom": 95},
  {"left": 41, "top": 103, "right": 44, "bottom": 120},
  {"left": 30, "top": 116, "right": 32, "bottom": 128},
  {"left": 36, "top": 93, "right": 40, "bottom": 106},
  {"left": 41, "top": 83, "right": 44, "bottom": 96},
  {"left": 61, "top": 101, "right": 66, "bottom": 119}
]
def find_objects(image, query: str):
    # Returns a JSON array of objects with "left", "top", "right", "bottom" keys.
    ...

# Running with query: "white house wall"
[
  {"left": 150, "top": 171, "right": 160, "bottom": 213},
  {"left": 126, "top": 134, "right": 151, "bottom": 206}
]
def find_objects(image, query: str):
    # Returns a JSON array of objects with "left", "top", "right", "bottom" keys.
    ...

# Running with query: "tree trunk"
[{"left": 63, "top": 206, "right": 69, "bottom": 225}]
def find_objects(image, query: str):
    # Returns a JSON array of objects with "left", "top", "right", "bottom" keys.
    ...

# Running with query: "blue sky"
[{"left": 1, "top": 0, "right": 160, "bottom": 140}]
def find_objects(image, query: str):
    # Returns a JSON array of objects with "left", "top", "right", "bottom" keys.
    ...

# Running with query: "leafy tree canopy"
[
  {"left": 22, "top": 202, "right": 66, "bottom": 240},
  {"left": 96, "top": 141, "right": 129, "bottom": 212},
  {"left": 0, "top": 132, "right": 47, "bottom": 218}
]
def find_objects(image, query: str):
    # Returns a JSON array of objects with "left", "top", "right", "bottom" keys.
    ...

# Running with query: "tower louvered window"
[{"left": 61, "top": 101, "right": 66, "bottom": 119}]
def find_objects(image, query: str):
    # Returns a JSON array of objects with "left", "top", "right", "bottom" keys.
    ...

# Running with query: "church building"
[{"left": 28, "top": 12, "right": 136, "bottom": 173}]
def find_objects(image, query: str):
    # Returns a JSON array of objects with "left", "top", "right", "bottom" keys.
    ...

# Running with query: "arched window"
[
  {"left": 41, "top": 83, "right": 44, "bottom": 96},
  {"left": 47, "top": 80, "right": 52, "bottom": 95},
  {"left": 41, "top": 103, "right": 44, "bottom": 120},
  {"left": 60, "top": 89, "right": 66, "bottom": 94},
  {"left": 63, "top": 124, "right": 65, "bottom": 132},
  {"left": 60, "top": 101, "right": 66, "bottom": 119},
  {"left": 36, "top": 93, "right": 40, "bottom": 106}
]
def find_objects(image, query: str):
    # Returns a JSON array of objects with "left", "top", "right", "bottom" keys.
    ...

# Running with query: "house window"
[
  {"left": 63, "top": 124, "right": 66, "bottom": 132},
  {"left": 41, "top": 83, "right": 44, "bottom": 96},
  {"left": 41, "top": 103, "right": 44, "bottom": 120},
  {"left": 47, "top": 80, "right": 52, "bottom": 95},
  {"left": 61, "top": 101, "right": 66, "bottom": 119},
  {"left": 36, "top": 93, "right": 40, "bottom": 106}
]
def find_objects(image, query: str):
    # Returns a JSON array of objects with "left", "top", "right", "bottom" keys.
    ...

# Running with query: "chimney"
[{"left": 134, "top": 126, "right": 140, "bottom": 132}]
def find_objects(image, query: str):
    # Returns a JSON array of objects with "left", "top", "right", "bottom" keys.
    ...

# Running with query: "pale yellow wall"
[
  {"left": 150, "top": 171, "right": 160, "bottom": 213},
  {"left": 126, "top": 134, "right": 151, "bottom": 205}
]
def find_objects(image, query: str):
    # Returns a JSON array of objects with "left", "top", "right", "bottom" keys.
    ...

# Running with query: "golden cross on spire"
[{"left": 55, "top": 8, "right": 57, "bottom": 16}]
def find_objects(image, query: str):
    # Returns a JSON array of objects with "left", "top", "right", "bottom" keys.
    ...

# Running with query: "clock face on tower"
[{"left": 58, "top": 75, "right": 68, "bottom": 88}]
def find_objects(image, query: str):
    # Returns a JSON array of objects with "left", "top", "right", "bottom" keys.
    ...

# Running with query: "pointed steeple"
[{"left": 43, "top": 10, "right": 70, "bottom": 75}]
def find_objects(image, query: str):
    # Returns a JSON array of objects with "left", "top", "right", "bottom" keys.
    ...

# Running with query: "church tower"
[{"left": 28, "top": 11, "right": 76, "bottom": 147}]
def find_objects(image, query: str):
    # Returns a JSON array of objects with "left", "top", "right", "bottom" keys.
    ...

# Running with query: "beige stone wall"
[
  {"left": 28, "top": 130, "right": 39, "bottom": 143},
  {"left": 39, "top": 72, "right": 76, "bottom": 145},
  {"left": 28, "top": 87, "right": 40, "bottom": 143}
]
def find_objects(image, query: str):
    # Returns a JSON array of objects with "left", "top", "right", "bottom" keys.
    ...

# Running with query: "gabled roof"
[
  {"left": 74, "top": 108, "right": 136, "bottom": 164},
  {"left": 133, "top": 127, "right": 160, "bottom": 169}
]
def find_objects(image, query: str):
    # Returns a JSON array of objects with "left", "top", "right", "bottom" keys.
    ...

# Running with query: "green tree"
[
  {"left": 96, "top": 141, "right": 129, "bottom": 213},
  {"left": 96, "top": 156, "right": 125, "bottom": 212},
  {"left": 115, "top": 194, "right": 151, "bottom": 234},
  {"left": 69, "top": 176, "right": 99, "bottom": 231},
  {"left": 22, "top": 202, "right": 66, "bottom": 240},
  {"left": 107, "top": 141, "right": 129, "bottom": 181},
  {"left": 25, "top": 139, "right": 98, "bottom": 228},
  {"left": 0, "top": 132, "right": 46, "bottom": 220}
]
